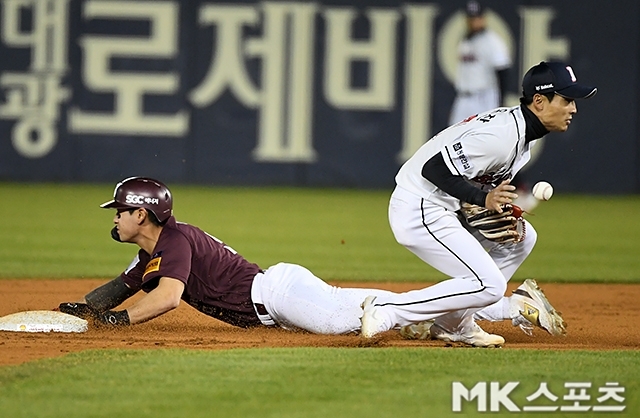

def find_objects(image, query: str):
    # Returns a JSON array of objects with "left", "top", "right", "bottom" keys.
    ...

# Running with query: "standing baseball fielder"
[
  {"left": 449, "top": 1, "right": 511, "bottom": 126},
  {"left": 360, "top": 61, "right": 597, "bottom": 346},
  {"left": 58, "top": 176, "right": 394, "bottom": 334}
]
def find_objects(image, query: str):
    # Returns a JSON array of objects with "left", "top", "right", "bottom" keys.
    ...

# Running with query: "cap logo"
[
  {"left": 565, "top": 65, "right": 577, "bottom": 82},
  {"left": 535, "top": 83, "right": 553, "bottom": 91},
  {"left": 125, "top": 194, "right": 159, "bottom": 205}
]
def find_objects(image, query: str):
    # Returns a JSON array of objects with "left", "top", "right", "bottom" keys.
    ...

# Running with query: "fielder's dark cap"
[
  {"left": 101, "top": 176, "right": 173, "bottom": 223},
  {"left": 465, "top": 0, "right": 484, "bottom": 17},
  {"left": 522, "top": 61, "right": 597, "bottom": 100}
]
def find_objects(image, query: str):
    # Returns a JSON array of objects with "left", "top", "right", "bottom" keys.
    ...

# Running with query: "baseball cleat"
[
  {"left": 399, "top": 320, "right": 435, "bottom": 340},
  {"left": 430, "top": 322, "right": 505, "bottom": 348},
  {"left": 360, "top": 296, "right": 388, "bottom": 338},
  {"left": 511, "top": 279, "right": 566, "bottom": 336}
]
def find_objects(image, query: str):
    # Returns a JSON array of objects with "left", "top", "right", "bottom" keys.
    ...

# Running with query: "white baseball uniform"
[
  {"left": 369, "top": 106, "right": 539, "bottom": 332},
  {"left": 252, "top": 262, "right": 394, "bottom": 334},
  {"left": 118, "top": 215, "right": 395, "bottom": 335},
  {"left": 449, "top": 29, "right": 511, "bottom": 125}
]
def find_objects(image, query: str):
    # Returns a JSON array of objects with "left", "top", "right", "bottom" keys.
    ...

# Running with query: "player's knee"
[{"left": 481, "top": 276, "right": 507, "bottom": 304}]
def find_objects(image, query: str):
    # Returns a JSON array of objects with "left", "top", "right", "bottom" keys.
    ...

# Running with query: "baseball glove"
[{"left": 459, "top": 203, "right": 525, "bottom": 243}]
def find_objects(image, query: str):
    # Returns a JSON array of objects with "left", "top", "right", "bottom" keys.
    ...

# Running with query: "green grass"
[
  {"left": 0, "top": 183, "right": 638, "bottom": 282},
  {"left": 0, "top": 348, "right": 637, "bottom": 417},
  {"left": 0, "top": 183, "right": 638, "bottom": 418}
]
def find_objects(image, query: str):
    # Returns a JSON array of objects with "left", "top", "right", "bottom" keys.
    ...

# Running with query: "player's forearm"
[
  {"left": 124, "top": 277, "right": 184, "bottom": 324},
  {"left": 85, "top": 276, "right": 138, "bottom": 311},
  {"left": 125, "top": 296, "right": 177, "bottom": 324},
  {"left": 422, "top": 153, "right": 487, "bottom": 206}
]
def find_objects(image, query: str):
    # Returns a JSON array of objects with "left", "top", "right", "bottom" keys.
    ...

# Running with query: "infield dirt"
[{"left": 0, "top": 280, "right": 638, "bottom": 366}]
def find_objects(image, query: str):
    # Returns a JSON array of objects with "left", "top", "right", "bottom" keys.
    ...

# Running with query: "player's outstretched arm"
[
  {"left": 124, "top": 277, "right": 185, "bottom": 325},
  {"left": 85, "top": 276, "right": 139, "bottom": 311},
  {"left": 58, "top": 276, "right": 137, "bottom": 321}
]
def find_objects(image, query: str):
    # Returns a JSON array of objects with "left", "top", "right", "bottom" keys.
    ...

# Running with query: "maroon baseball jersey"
[{"left": 121, "top": 216, "right": 262, "bottom": 327}]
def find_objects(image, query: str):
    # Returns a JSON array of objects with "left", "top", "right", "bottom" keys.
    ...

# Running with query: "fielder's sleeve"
[{"left": 441, "top": 132, "right": 509, "bottom": 180}]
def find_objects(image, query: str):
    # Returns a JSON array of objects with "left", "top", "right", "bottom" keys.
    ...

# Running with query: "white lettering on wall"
[
  {"left": 518, "top": 8, "right": 569, "bottom": 71},
  {"left": 323, "top": 8, "right": 399, "bottom": 109},
  {"left": 398, "top": 4, "right": 438, "bottom": 162},
  {"left": 0, "top": 1, "right": 573, "bottom": 166},
  {"left": 68, "top": 0, "right": 187, "bottom": 136},
  {"left": 0, "top": 0, "right": 71, "bottom": 158},
  {"left": 190, "top": 2, "right": 318, "bottom": 162},
  {"left": 189, "top": 5, "right": 260, "bottom": 107}
]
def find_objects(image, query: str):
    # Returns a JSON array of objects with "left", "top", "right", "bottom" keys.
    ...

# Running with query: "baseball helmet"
[{"left": 100, "top": 177, "right": 173, "bottom": 223}]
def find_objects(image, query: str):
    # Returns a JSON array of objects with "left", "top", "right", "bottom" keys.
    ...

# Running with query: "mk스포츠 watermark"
[{"left": 452, "top": 381, "right": 625, "bottom": 412}]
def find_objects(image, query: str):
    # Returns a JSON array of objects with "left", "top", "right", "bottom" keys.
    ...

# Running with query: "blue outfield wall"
[{"left": 0, "top": 0, "right": 638, "bottom": 192}]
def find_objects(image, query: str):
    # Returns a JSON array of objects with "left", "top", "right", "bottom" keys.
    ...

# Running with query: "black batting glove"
[
  {"left": 58, "top": 302, "right": 100, "bottom": 320},
  {"left": 96, "top": 310, "right": 131, "bottom": 327}
]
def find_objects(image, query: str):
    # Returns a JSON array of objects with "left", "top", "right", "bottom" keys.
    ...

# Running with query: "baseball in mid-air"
[{"left": 532, "top": 181, "right": 554, "bottom": 201}]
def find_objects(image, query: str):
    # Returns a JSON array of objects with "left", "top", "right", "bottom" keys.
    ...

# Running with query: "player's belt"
[
  {"left": 254, "top": 303, "right": 269, "bottom": 316},
  {"left": 251, "top": 271, "right": 277, "bottom": 327},
  {"left": 253, "top": 303, "right": 276, "bottom": 327}
]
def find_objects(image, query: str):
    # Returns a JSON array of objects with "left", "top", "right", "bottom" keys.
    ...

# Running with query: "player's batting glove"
[
  {"left": 96, "top": 310, "right": 130, "bottom": 327},
  {"left": 59, "top": 303, "right": 130, "bottom": 327},
  {"left": 58, "top": 302, "right": 100, "bottom": 321}
]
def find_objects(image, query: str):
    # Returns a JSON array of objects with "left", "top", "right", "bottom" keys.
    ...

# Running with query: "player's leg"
[
  {"left": 472, "top": 222, "right": 565, "bottom": 335},
  {"left": 254, "top": 262, "right": 396, "bottom": 334},
  {"left": 472, "top": 220, "right": 536, "bottom": 322},
  {"left": 480, "top": 219, "right": 538, "bottom": 282},
  {"left": 363, "top": 189, "right": 507, "bottom": 340}
]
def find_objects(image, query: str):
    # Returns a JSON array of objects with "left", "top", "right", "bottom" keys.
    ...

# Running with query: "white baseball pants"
[
  {"left": 251, "top": 262, "right": 395, "bottom": 334},
  {"left": 371, "top": 186, "right": 536, "bottom": 331}
]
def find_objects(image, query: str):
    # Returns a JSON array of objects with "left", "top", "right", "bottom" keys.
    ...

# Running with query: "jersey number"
[{"left": 477, "top": 113, "right": 496, "bottom": 123}]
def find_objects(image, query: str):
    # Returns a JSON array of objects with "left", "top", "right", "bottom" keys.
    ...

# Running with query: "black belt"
[{"left": 254, "top": 303, "right": 269, "bottom": 316}]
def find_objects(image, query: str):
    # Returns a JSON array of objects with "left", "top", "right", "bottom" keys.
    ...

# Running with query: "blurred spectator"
[
  {"left": 449, "top": 0, "right": 511, "bottom": 126},
  {"left": 450, "top": 1, "right": 537, "bottom": 210}
]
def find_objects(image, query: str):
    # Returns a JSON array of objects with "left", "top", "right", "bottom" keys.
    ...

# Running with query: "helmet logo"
[{"left": 125, "top": 194, "right": 159, "bottom": 205}]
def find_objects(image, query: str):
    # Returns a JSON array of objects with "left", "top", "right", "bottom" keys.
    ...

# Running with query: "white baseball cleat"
[
  {"left": 430, "top": 322, "right": 505, "bottom": 348},
  {"left": 511, "top": 278, "right": 566, "bottom": 336},
  {"left": 399, "top": 320, "right": 435, "bottom": 340},
  {"left": 360, "top": 296, "right": 389, "bottom": 338}
]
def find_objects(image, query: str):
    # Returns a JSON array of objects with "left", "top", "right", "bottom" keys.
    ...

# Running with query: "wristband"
[{"left": 98, "top": 310, "right": 131, "bottom": 327}]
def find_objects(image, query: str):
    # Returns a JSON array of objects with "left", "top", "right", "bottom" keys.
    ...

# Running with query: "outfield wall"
[{"left": 0, "top": 0, "right": 638, "bottom": 192}]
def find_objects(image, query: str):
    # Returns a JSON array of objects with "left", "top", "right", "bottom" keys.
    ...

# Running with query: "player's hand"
[
  {"left": 95, "top": 310, "right": 131, "bottom": 327},
  {"left": 485, "top": 180, "right": 518, "bottom": 212},
  {"left": 58, "top": 302, "right": 100, "bottom": 320},
  {"left": 59, "top": 303, "right": 130, "bottom": 327}
]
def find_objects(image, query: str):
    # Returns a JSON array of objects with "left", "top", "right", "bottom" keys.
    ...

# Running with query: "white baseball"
[{"left": 532, "top": 181, "right": 554, "bottom": 201}]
